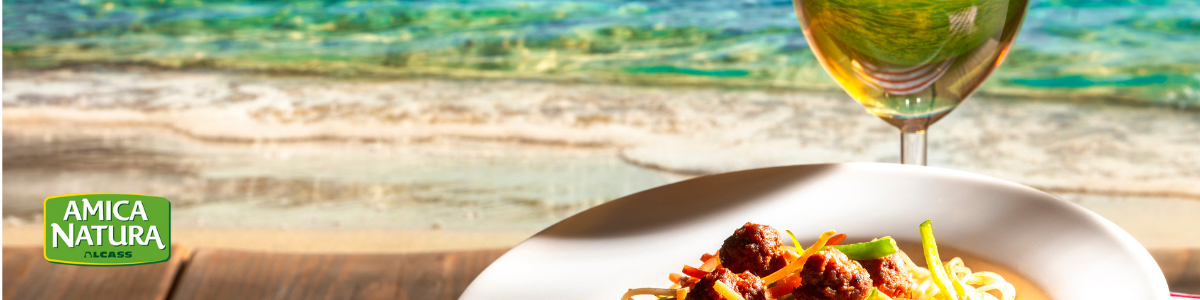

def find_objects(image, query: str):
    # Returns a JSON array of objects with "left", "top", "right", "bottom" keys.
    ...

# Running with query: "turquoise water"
[{"left": 4, "top": 0, "right": 1199, "bottom": 107}]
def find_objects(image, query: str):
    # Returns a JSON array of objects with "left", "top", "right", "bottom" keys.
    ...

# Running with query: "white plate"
[{"left": 460, "top": 163, "right": 1169, "bottom": 299}]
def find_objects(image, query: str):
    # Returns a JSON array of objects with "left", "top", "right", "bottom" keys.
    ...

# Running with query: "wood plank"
[
  {"left": 168, "top": 248, "right": 508, "bottom": 300},
  {"left": 4, "top": 245, "right": 1191, "bottom": 298},
  {"left": 3, "top": 246, "right": 190, "bottom": 300}
]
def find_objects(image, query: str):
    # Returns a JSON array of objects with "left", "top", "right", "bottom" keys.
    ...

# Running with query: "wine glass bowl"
[{"left": 792, "top": 0, "right": 1030, "bottom": 164}]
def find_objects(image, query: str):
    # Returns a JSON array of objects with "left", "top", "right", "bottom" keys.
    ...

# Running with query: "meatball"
[
  {"left": 719, "top": 222, "right": 787, "bottom": 277},
  {"left": 792, "top": 248, "right": 873, "bottom": 300},
  {"left": 688, "top": 268, "right": 767, "bottom": 300},
  {"left": 859, "top": 251, "right": 917, "bottom": 299}
]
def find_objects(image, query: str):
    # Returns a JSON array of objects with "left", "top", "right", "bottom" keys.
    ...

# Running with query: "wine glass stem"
[{"left": 900, "top": 131, "right": 927, "bottom": 166}]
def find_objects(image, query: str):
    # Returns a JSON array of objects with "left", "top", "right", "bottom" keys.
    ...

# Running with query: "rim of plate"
[{"left": 461, "top": 162, "right": 1170, "bottom": 299}]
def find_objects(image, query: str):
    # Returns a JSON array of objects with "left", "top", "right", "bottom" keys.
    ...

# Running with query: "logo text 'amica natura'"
[{"left": 44, "top": 193, "right": 171, "bottom": 266}]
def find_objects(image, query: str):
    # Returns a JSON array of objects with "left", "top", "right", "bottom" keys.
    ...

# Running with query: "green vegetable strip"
[
  {"left": 920, "top": 220, "right": 961, "bottom": 300},
  {"left": 864, "top": 288, "right": 894, "bottom": 300},
  {"left": 828, "top": 236, "right": 899, "bottom": 260}
]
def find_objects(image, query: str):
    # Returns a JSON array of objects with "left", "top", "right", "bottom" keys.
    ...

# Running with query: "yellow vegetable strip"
[
  {"left": 920, "top": 220, "right": 960, "bottom": 300},
  {"left": 677, "top": 287, "right": 689, "bottom": 300},
  {"left": 785, "top": 230, "right": 803, "bottom": 252},
  {"left": 762, "top": 230, "right": 836, "bottom": 284},
  {"left": 945, "top": 263, "right": 969, "bottom": 299},
  {"left": 713, "top": 281, "right": 747, "bottom": 300}
]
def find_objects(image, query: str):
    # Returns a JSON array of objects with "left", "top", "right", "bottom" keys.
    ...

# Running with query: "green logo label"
[{"left": 43, "top": 193, "right": 171, "bottom": 266}]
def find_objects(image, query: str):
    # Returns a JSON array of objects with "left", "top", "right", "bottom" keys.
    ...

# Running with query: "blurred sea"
[
  {"left": 4, "top": 1, "right": 1200, "bottom": 242},
  {"left": 4, "top": 0, "right": 1200, "bottom": 107}
]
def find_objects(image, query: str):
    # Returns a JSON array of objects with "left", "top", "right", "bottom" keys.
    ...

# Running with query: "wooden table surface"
[
  {"left": 3, "top": 246, "right": 1198, "bottom": 299},
  {"left": 4, "top": 247, "right": 191, "bottom": 300}
]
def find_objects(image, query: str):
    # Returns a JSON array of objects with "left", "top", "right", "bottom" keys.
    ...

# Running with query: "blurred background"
[{"left": 3, "top": 0, "right": 1199, "bottom": 253}]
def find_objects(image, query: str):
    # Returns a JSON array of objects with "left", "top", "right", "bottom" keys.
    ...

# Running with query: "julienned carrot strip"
[
  {"left": 700, "top": 254, "right": 722, "bottom": 272},
  {"left": 682, "top": 265, "right": 709, "bottom": 278},
  {"left": 762, "top": 230, "right": 836, "bottom": 284},
  {"left": 781, "top": 248, "right": 800, "bottom": 261},
  {"left": 713, "top": 280, "right": 747, "bottom": 300},
  {"left": 669, "top": 273, "right": 687, "bottom": 284},
  {"left": 827, "top": 233, "right": 847, "bottom": 246},
  {"left": 767, "top": 274, "right": 802, "bottom": 297},
  {"left": 864, "top": 288, "right": 895, "bottom": 300},
  {"left": 677, "top": 287, "right": 689, "bottom": 300}
]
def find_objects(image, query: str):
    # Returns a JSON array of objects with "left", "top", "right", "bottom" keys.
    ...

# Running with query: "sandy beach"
[{"left": 4, "top": 69, "right": 1199, "bottom": 251}]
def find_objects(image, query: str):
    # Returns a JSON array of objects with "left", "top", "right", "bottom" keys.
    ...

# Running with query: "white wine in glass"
[{"left": 793, "top": 0, "right": 1030, "bottom": 165}]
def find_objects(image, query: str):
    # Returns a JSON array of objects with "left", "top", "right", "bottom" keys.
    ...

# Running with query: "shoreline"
[
  {"left": 5, "top": 65, "right": 1195, "bottom": 112},
  {"left": 5, "top": 69, "right": 1199, "bottom": 251}
]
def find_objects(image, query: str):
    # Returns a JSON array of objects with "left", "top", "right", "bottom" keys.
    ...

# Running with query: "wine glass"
[{"left": 791, "top": 0, "right": 1029, "bottom": 165}]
